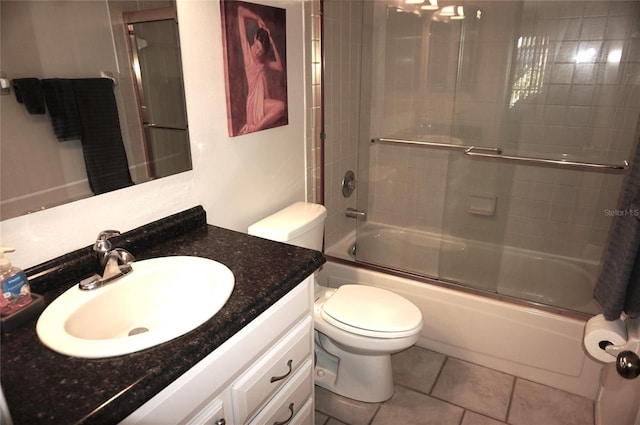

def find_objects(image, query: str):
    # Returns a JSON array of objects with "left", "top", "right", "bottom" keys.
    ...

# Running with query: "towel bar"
[
  {"left": 370, "top": 137, "right": 628, "bottom": 173},
  {"left": 464, "top": 147, "right": 628, "bottom": 172}
]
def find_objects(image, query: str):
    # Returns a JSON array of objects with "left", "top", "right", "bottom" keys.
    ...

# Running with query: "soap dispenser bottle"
[{"left": 0, "top": 247, "right": 31, "bottom": 316}]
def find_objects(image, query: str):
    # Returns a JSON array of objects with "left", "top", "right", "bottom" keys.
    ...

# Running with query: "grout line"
[
  {"left": 366, "top": 404, "right": 382, "bottom": 425},
  {"left": 395, "top": 382, "right": 430, "bottom": 397},
  {"left": 459, "top": 409, "right": 467, "bottom": 425},
  {"left": 505, "top": 376, "right": 517, "bottom": 424},
  {"left": 430, "top": 355, "right": 450, "bottom": 395}
]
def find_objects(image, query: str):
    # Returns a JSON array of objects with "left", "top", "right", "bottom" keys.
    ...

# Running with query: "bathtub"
[
  {"left": 322, "top": 224, "right": 603, "bottom": 399},
  {"left": 332, "top": 223, "right": 601, "bottom": 314}
]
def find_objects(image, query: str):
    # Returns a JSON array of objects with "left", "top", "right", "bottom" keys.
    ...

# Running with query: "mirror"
[{"left": 0, "top": 0, "right": 192, "bottom": 220}]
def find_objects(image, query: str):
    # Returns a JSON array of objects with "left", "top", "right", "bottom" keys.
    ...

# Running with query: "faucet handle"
[
  {"left": 112, "top": 248, "right": 135, "bottom": 264},
  {"left": 94, "top": 230, "right": 120, "bottom": 252}
]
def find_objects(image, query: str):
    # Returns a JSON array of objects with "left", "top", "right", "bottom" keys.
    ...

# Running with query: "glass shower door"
[
  {"left": 354, "top": 2, "right": 508, "bottom": 292},
  {"left": 351, "top": 0, "right": 636, "bottom": 314}
]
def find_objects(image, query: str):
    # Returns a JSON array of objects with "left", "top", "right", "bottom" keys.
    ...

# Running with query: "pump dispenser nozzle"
[{"left": 0, "top": 247, "right": 16, "bottom": 273}]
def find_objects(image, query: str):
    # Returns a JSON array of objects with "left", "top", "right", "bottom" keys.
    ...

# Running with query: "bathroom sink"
[{"left": 36, "top": 256, "right": 234, "bottom": 358}]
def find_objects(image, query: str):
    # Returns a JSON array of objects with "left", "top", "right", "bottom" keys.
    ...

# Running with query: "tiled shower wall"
[
  {"left": 501, "top": 0, "right": 640, "bottom": 259},
  {"left": 322, "top": 0, "right": 364, "bottom": 248},
  {"left": 307, "top": 0, "right": 322, "bottom": 204}
]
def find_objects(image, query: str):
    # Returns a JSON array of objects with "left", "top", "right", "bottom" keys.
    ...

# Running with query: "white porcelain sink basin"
[{"left": 36, "top": 256, "right": 234, "bottom": 358}]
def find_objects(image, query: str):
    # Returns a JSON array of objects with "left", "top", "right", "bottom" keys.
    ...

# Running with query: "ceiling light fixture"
[
  {"left": 439, "top": 5, "right": 455, "bottom": 16},
  {"left": 420, "top": 0, "right": 439, "bottom": 10},
  {"left": 450, "top": 5, "right": 465, "bottom": 19}
]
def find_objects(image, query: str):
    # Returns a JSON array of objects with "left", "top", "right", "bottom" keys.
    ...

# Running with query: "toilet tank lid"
[{"left": 248, "top": 202, "right": 327, "bottom": 242}]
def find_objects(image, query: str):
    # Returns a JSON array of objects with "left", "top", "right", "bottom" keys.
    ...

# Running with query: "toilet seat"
[{"left": 319, "top": 285, "right": 423, "bottom": 339}]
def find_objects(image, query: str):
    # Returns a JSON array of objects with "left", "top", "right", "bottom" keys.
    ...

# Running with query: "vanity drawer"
[
  {"left": 185, "top": 397, "right": 226, "bottom": 425},
  {"left": 232, "top": 316, "right": 312, "bottom": 423},
  {"left": 288, "top": 398, "right": 313, "bottom": 425},
  {"left": 248, "top": 359, "right": 313, "bottom": 425}
]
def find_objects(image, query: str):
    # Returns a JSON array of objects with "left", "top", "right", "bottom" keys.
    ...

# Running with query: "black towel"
[
  {"left": 71, "top": 78, "right": 134, "bottom": 195},
  {"left": 41, "top": 78, "right": 82, "bottom": 141},
  {"left": 12, "top": 78, "right": 46, "bottom": 114}
]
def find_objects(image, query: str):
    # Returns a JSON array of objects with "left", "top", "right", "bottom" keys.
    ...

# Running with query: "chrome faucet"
[{"left": 79, "top": 230, "right": 135, "bottom": 290}]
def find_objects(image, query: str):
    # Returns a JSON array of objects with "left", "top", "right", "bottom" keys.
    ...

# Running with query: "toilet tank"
[{"left": 248, "top": 202, "right": 327, "bottom": 250}]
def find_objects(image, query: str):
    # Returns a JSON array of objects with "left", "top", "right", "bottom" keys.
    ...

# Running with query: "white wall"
[{"left": 0, "top": 0, "right": 310, "bottom": 269}]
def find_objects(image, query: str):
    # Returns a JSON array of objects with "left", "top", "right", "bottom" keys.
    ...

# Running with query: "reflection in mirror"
[
  {"left": 427, "top": 6, "right": 479, "bottom": 90},
  {"left": 0, "top": 0, "right": 192, "bottom": 221},
  {"left": 125, "top": 6, "right": 191, "bottom": 179},
  {"left": 382, "top": 5, "right": 480, "bottom": 125}
]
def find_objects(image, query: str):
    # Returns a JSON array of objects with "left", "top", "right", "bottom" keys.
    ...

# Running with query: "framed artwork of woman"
[{"left": 221, "top": 0, "right": 288, "bottom": 136}]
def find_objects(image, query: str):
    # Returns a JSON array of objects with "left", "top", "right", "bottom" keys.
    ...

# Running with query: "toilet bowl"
[
  {"left": 313, "top": 285, "right": 423, "bottom": 402},
  {"left": 248, "top": 202, "right": 424, "bottom": 402}
]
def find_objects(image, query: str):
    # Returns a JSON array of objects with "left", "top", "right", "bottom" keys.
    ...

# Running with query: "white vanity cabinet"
[{"left": 121, "top": 276, "right": 314, "bottom": 425}]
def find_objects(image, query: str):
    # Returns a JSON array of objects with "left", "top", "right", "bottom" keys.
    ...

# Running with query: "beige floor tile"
[
  {"left": 314, "top": 386, "right": 379, "bottom": 425},
  {"left": 371, "top": 385, "right": 464, "bottom": 425},
  {"left": 461, "top": 411, "right": 508, "bottom": 425},
  {"left": 508, "top": 379, "right": 595, "bottom": 425},
  {"left": 314, "top": 355, "right": 595, "bottom": 425},
  {"left": 431, "top": 358, "right": 514, "bottom": 421},
  {"left": 392, "top": 346, "right": 446, "bottom": 394}
]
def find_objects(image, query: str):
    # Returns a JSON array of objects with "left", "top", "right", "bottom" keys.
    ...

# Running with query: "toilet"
[{"left": 248, "top": 202, "right": 423, "bottom": 402}]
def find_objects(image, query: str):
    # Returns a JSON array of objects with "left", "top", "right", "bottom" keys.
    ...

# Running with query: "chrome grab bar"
[
  {"left": 372, "top": 137, "right": 502, "bottom": 154},
  {"left": 370, "top": 137, "right": 628, "bottom": 173},
  {"left": 464, "top": 147, "right": 629, "bottom": 172}
]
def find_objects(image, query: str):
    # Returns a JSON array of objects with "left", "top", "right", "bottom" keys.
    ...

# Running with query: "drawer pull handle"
[
  {"left": 214, "top": 420, "right": 226, "bottom": 425},
  {"left": 273, "top": 403, "right": 294, "bottom": 425},
  {"left": 270, "top": 359, "right": 293, "bottom": 383}
]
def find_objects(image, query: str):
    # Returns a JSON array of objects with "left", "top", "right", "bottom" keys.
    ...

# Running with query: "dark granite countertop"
[{"left": 0, "top": 206, "right": 325, "bottom": 425}]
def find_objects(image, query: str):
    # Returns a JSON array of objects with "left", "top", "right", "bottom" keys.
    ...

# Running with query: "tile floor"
[{"left": 314, "top": 346, "right": 595, "bottom": 425}]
